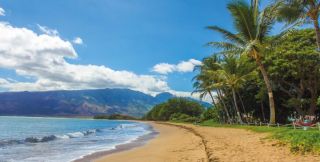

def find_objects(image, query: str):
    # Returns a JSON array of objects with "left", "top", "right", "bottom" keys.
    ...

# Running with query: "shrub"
[
  {"left": 201, "top": 108, "right": 219, "bottom": 122},
  {"left": 170, "top": 113, "right": 198, "bottom": 122},
  {"left": 145, "top": 97, "right": 205, "bottom": 121},
  {"left": 93, "top": 114, "right": 136, "bottom": 120}
]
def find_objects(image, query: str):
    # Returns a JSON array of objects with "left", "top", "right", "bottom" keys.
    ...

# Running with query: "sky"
[{"left": 0, "top": 0, "right": 274, "bottom": 100}]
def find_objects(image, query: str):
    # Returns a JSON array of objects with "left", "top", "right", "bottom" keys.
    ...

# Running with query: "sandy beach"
[
  {"left": 95, "top": 122, "right": 320, "bottom": 162},
  {"left": 95, "top": 122, "right": 207, "bottom": 162}
]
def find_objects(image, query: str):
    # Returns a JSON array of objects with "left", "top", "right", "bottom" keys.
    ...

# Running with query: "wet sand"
[{"left": 74, "top": 122, "right": 158, "bottom": 162}]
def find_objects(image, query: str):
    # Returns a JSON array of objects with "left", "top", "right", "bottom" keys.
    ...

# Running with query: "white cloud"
[
  {"left": 176, "top": 59, "right": 202, "bottom": 72},
  {"left": 37, "top": 24, "right": 59, "bottom": 36},
  {"left": 152, "top": 59, "right": 202, "bottom": 74},
  {"left": 73, "top": 37, "right": 83, "bottom": 45},
  {"left": 0, "top": 7, "right": 5, "bottom": 16},
  {"left": 0, "top": 21, "right": 209, "bottom": 102},
  {"left": 0, "top": 22, "right": 170, "bottom": 95},
  {"left": 152, "top": 63, "right": 175, "bottom": 75}
]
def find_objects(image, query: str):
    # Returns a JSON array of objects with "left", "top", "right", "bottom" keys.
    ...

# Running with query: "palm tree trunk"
[
  {"left": 217, "top": 90, "right": 231, "bottom": 123},
  {"left": 308, "top": 88, "right": 318, "bottom": 115},
  {"left": 236, "top": 91, "right": 247, "bottom": 115},
  {"left": 313, "top": 19, "right": 320, "bottom": 51},
  {"left": 208, "top": 91, "right": 217, "bottom": 107},
  {"left": 256, "top": 59, "right": 276, "bottom": 124},
  {"left": 260, "top": 102, "right": 266, "bottom": 122},
  {"left": 232, "top": 88, "right": 243, "bottom": 124}
]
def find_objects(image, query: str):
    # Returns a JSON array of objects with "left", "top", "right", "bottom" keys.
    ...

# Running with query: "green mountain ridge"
[{"left": 0, "top": 88, "right": 210, "bottom": 117}]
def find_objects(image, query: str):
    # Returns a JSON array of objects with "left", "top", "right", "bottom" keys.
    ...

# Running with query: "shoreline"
[
  {"left": 94, "top": 122, "right": 320, "bottom": 162},
  {"left": 73, "top": 122, "right": 158, "bottom": 162},
  {"left": 95, "top": 122, "right": 207, "bottom": 162}
]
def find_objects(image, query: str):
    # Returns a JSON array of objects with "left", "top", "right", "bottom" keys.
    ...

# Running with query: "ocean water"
[{"left": 0, "top": 116, "right": 153, "bottom": 162}]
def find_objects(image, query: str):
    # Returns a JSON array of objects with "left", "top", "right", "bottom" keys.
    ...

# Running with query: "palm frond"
[
  {"left": 207, "top": 42, "right": 243, "bottom": 51},
  {"left": 227, "top": 0, "right": 257, "bottom": 41},
  {"left": 277, "top": 0, "right": 305, "bottom": 24},
  {"left": 256, "top": 1, "right": 280, "bottom": 40},
  {"left": 207, "top": 26, "right": 245, "bottom": 45}
]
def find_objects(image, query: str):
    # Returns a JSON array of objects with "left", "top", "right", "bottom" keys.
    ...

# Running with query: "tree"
[
  {"left": 193, "top": 56, "right": 232, "bottom": 122},
  {"left": 277, "top": 0, "right": 320, "bottom": 50},
  {"left": 211, "top": 57, "right": 256, "bottom": 123},
  {"left": 145, "top": 98, "right": 204, "bottom": 121},
  {"left": 207, "top": 0, "right": 279, "bottom": 123},
  {"left": 266, "top": 29, "right": 320, "bottom": 116}
]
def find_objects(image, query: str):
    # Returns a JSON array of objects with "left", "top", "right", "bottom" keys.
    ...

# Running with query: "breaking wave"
[{"left": 0, "top": 128, "right": 102, "bottom": 147}]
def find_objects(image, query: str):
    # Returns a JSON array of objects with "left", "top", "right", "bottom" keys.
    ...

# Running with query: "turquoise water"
[{"left": 0, "top": 116, "right": 153, "bottom": 162}]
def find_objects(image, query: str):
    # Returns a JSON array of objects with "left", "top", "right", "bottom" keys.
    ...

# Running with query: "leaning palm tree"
[
  {"left": 207, "top": 0, "right": 278, "bottom": 124},
  {"left": 211, "top": 57, "right": 256, "bottom": 124},
  {"left": 193, "top": 56, "right": 232, "bottom": 122},
  {"left": 277, "top": 0, "right": 320, "bottom": 50},
  {"left": 192, "top": 73, "right": 217, "bottom": 106}
]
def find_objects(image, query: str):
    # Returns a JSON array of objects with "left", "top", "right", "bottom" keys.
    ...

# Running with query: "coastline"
[
  {"left": 93, "top": 122, "right": 320, "bottom": 162},
  {"left": 73, "top": 121, "right": 158, "bottom": 162},
  {"left": 95, "top": 122, "right": 207, "bottom": 162}
]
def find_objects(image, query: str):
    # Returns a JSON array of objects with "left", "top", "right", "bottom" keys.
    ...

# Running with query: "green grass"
[{"left": 200, "top": 120, "right": 320, "bottom": 154}]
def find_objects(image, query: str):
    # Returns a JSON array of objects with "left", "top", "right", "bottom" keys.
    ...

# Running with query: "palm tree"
[
  {"left": 212, "top": 57, "right": 256, "bottom": 124},
  {"left": 277, "top": 0, "right": 320, "bottom": 50},
  {"left": 193, "top": 56, "right": 232, "bottom": 122},
  {"left": 192, "top": 73, "right": 217, "bottom": 106},
  {"left": 207, "top": 0, "right": 278, "bottom": 124}
]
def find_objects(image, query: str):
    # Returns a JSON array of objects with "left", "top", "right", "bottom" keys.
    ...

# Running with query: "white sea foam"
[
  {"left": 55, "top": 135, "right": 70, "bottom": 139},
  {"left": 0, "top": 117, "right": 153, "bottom": 162},
  {"left": 67, "top": 132, "right": 85, "bottom": 138}
]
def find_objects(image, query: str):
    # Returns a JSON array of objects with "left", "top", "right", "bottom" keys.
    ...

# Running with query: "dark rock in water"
[
  {"left": 40, "top": 135, "right": 57, "bottom": 142},
  {"left": 25, "top": 137, "right": 39, "bottom": 143},
  {"left": 0, "top": 140, "right": 22, "bottom": 147},
  {"left": 83, "top": 130, "right": 95, "bottom": 136},
  {"left": 96, "top": 129, "right": 102, "bottom": 132}
]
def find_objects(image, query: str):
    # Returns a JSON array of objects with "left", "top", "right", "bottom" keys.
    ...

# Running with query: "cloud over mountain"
[{"left": 0, "top": 22, "right": 170, "bottom": 95}]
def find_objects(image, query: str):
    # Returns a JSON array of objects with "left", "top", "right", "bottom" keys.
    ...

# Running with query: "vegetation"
[
  {"left": 267, "top": 29, "right": 320, "bottom": 116},
  {"left": 142, "top": 0, "right": 320, "bottom": 155},
  {"left": 277, "top": 0, "right": 320, "bottom": 50},
  {"left": 93, "top": 114, "right": 137, "bottom": 120},
  {"left": 201, "top": 120, "right": 320, "bottom": 154},
  {"left": 201, "top": 108, "right": 220, "bottom": 122},
  {"left": 144, "top": 98, "right": 204, "bottom": 122},
  {"left": 207, "top": 0, "right": 279, "bottom": 124},
  {"left": 193, "top": 0, "right": 320, "bottom": 124}
]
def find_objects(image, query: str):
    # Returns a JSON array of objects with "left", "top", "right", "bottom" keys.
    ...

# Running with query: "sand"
[
  {"left": 95, "top": 122, "right": 207, "bottom": 162},
  {"left": 95, "top": 122, "right": 320, "bottom": 162}
]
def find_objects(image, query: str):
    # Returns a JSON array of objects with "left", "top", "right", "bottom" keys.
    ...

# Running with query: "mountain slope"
[{"left": 0, "top": 88, "right": 210, "bottom": 117}]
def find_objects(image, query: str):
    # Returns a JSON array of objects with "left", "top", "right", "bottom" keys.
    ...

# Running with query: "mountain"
[
  {"left": 154, "top": 92, "right": 174, "bottom": 103},
  {"left": 0, "top": 88, "right": 210, "bottom": 117}
]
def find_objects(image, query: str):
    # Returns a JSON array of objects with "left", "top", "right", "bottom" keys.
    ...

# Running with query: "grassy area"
[{"left": 200, "top": 120, "right": 320, "bottom": 154}]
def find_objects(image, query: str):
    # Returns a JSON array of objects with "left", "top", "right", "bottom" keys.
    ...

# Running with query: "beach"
[
  {"left": 96, "top": 122, "right": 320, "bottom": 162},
  {"left": 95, "top": 122, "right": 207, "bottom": 162}
]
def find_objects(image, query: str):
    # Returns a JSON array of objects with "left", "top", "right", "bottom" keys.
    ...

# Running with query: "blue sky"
[{"left": 0, "top": 0, "right": 276, "bottom": 97}]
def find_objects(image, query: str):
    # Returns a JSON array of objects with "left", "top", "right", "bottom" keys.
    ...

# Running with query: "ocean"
[{"left": 0, "top": 116, "right": 154, "bottom": 162}]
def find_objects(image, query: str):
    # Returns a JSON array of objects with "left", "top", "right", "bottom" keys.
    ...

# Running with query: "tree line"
[
  {"left": 144, "top": 98, "right": 208, "bottom": 122},
  {"left": 193, "top": 0, "right": 320, "bottom": 124}
]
